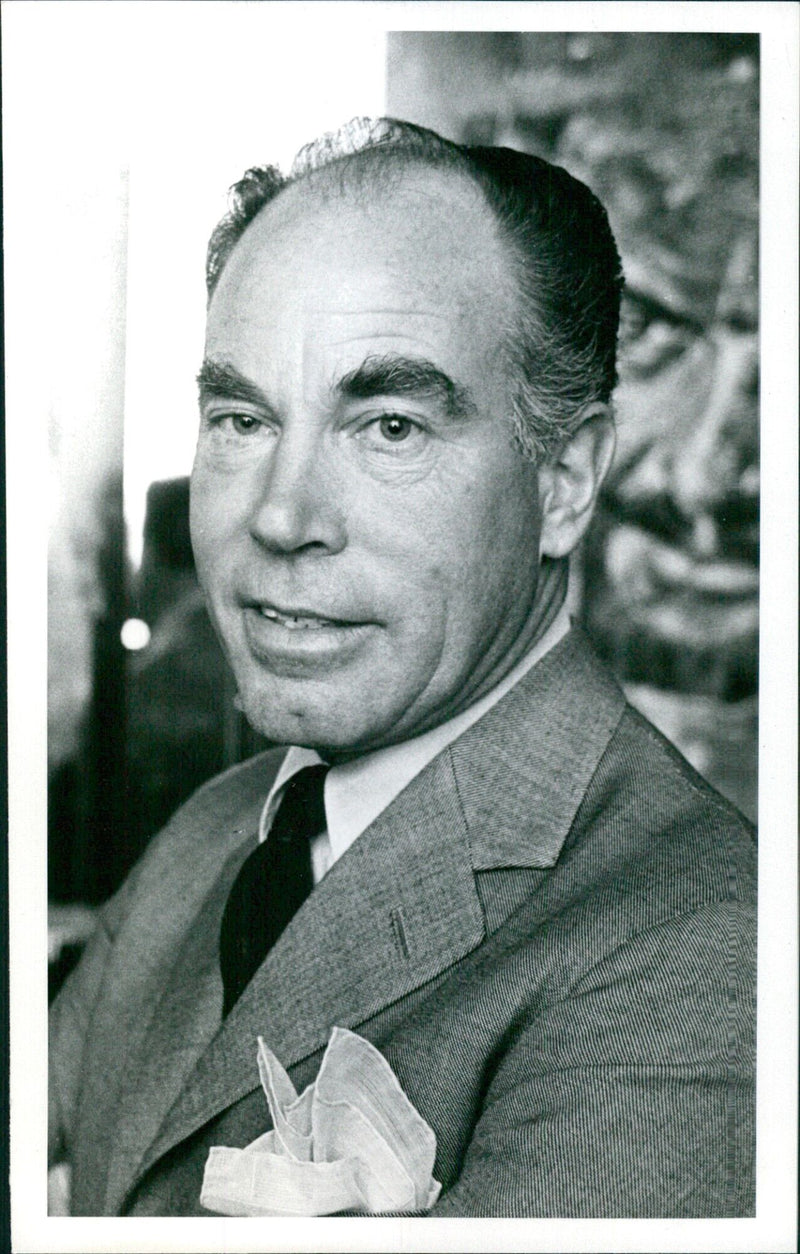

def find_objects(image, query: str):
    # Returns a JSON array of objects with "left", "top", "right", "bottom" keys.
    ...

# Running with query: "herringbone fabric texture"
[{"left": 48, "top": 631, "right": 757, "bottom": 1218}]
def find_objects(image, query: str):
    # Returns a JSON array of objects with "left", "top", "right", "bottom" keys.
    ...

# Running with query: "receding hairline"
[
  {"left": 223, "top": 151, "right": 506, "bottom": 261},
  {"left": 204, "top": 123, "right": 622, "bottom": 458},
  {"left": 209, "top": 153, "right": 527, "bottom": 375}
]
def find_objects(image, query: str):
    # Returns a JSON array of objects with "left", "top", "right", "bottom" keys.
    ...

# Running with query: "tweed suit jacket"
[{"left": 49, "top": 629, "right": 756, "bottom": 1217}]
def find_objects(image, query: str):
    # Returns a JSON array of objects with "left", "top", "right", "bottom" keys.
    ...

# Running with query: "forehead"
[{"left": 206, "top": 166, "right": 516, "bottom": 375}]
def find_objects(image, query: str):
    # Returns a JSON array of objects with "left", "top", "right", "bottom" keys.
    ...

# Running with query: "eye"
[
  {"left": 377, "top": 414, "right": 415, "bottom": 442},
  {"left": 203, "top": 410, "right": 269, "bottom": 439},
  {"left": 350, "top": 410, "right": 428, "bottom": 461},
  {"left": 200, "top": 408, "right": 273, "bottom": 452},
  {"left": 619, "top": 293, "right": 697, "bottom": 378},
  {"left": 226, "top": 412, "right": 261, "bottom": 436}
]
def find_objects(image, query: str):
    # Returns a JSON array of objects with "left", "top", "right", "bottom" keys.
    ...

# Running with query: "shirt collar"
[{"left": 259, "top": 603, "right": 571, "bottom": 860}]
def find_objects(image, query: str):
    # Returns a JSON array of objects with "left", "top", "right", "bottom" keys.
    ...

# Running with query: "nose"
[
  {"left": 670, "top": 232, "right": 759, "bottom": 519},
  {"left": 248, "top": 425, "right": 347, "bottom": 555},
  {"left": 670, "top": 328, "right": 758, "bottom": 519}
]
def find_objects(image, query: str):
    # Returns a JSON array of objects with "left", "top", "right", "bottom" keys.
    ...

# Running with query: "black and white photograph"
[{"left": 5, "top": 2, "right": 797, "bottom": 1250}]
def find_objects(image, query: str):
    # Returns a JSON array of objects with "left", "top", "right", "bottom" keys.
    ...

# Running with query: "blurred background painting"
[{"left": 7, "top": 15, "right": 759, "bottom": 989}]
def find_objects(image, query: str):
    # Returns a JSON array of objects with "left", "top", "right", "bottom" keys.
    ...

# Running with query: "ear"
[{"left": 537, "top": 404, "right": 616, "bottom": 559}]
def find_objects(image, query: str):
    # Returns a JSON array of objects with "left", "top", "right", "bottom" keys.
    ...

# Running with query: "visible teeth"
[{"left": 258, "top": 606, "right": 333, "bottom": 630}]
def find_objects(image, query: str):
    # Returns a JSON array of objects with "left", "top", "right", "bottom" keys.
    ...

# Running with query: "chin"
[{"left": 237, "top": 685, "right": 378, "bottom": 758}]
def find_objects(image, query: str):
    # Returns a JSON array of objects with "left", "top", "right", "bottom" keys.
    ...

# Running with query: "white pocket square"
[{"left": 200, "top": 1027, "right": 442, "bottom": 1216}]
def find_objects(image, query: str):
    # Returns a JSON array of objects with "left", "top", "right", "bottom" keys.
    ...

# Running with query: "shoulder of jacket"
[
  {"left": 169, "top": 747, "right": 285, "bottom": 824},
  {"left": 558, "top": 698, "right": 757, "bottom": 914},
  {"left": 148, "top": 746, "right": 286, "bottom": 859},
  {"left": 612, "top": 702, "right": 756, "bottom": 841},
  {"left": 99, "top": 748, "right": 286, "bottom": 935}
]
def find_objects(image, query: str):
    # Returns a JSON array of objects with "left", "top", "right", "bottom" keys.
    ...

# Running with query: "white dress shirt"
[{"left": 258, "top": 605, "right": 570, "bottom": 883}]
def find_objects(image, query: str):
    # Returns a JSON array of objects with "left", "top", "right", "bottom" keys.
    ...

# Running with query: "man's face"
[
  {"left": 190, "top": 168, "right": 545, "bottom": 757},
  {"left": 594, "top": 231, "right": 759, "bottom": 691}
]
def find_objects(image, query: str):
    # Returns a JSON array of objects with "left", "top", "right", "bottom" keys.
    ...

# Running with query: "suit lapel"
[
  {"left": 124, "top": 747, "right": 485, "bottom": 1204},
  {"left": 121, "top": 629, "right": 624, "bottom": 1210},
  {"left": 91, "top": 751, "right": 282, "bottom": 1216},
  {"left": 101, "top": 839, "right": 250, "bottom": 1214},
  {"left": 450, "top": 627, "right": 626, "bottom": 870}
]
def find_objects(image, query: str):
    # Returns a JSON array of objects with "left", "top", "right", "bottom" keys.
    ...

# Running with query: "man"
[{"left": 49, "top": 118, "right": 756, "bottom": 1217}]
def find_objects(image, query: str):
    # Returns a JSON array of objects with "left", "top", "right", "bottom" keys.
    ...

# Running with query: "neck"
[{"left": 529, "top": 555, "right": 569, "bottom": 646}]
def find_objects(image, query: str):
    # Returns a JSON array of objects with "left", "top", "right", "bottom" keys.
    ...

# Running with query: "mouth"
[
  {"left": 607, "top": 526, "right": 759, "bottom": 603},
  {"left": 255, "top": 603, "right": 353, "bottom": 631},
  {"left": 239, "top": 598, "right": 377, "bottom": 666}
]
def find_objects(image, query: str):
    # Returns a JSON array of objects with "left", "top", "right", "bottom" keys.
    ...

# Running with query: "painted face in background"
[
  {"left": 523, "top": 51, "right": 759, "bottom": 816},
  {"left": 556, "top": 93, "right": 759, "bottom": 816},
  {"left": 539, "top": 68, "right": 758, "bottom": 701},
  {"left": 590, "top": 229, "right": 759, "bottom": 695},
  {"left": 190, "top": 168, "right": 548, "bottom": 758}
]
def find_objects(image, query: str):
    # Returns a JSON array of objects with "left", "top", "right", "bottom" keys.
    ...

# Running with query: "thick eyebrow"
[
  {"left": 335, "top": 354, "right": 477, "bottom": 421},
  {"left": 624, "top": 285, "right": 704, "bottom": 336},
  {"left": 196, "top": 358, "right": 271, "bottom": 409},
  {"left": 197, "top": 353, "right": 478, "bottom": 421}
]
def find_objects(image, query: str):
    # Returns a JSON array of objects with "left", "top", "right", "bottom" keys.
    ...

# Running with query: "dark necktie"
[{"left": 219, "top": 764, "right": 328, "bottom": 1016}]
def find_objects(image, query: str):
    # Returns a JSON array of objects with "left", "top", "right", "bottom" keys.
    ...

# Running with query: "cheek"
[
  {"left": 189, "top": 474, "right": 239, "bottom": 585},
  {"left": 376, "top": 461, "right": 538, "bottom": 621}
]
